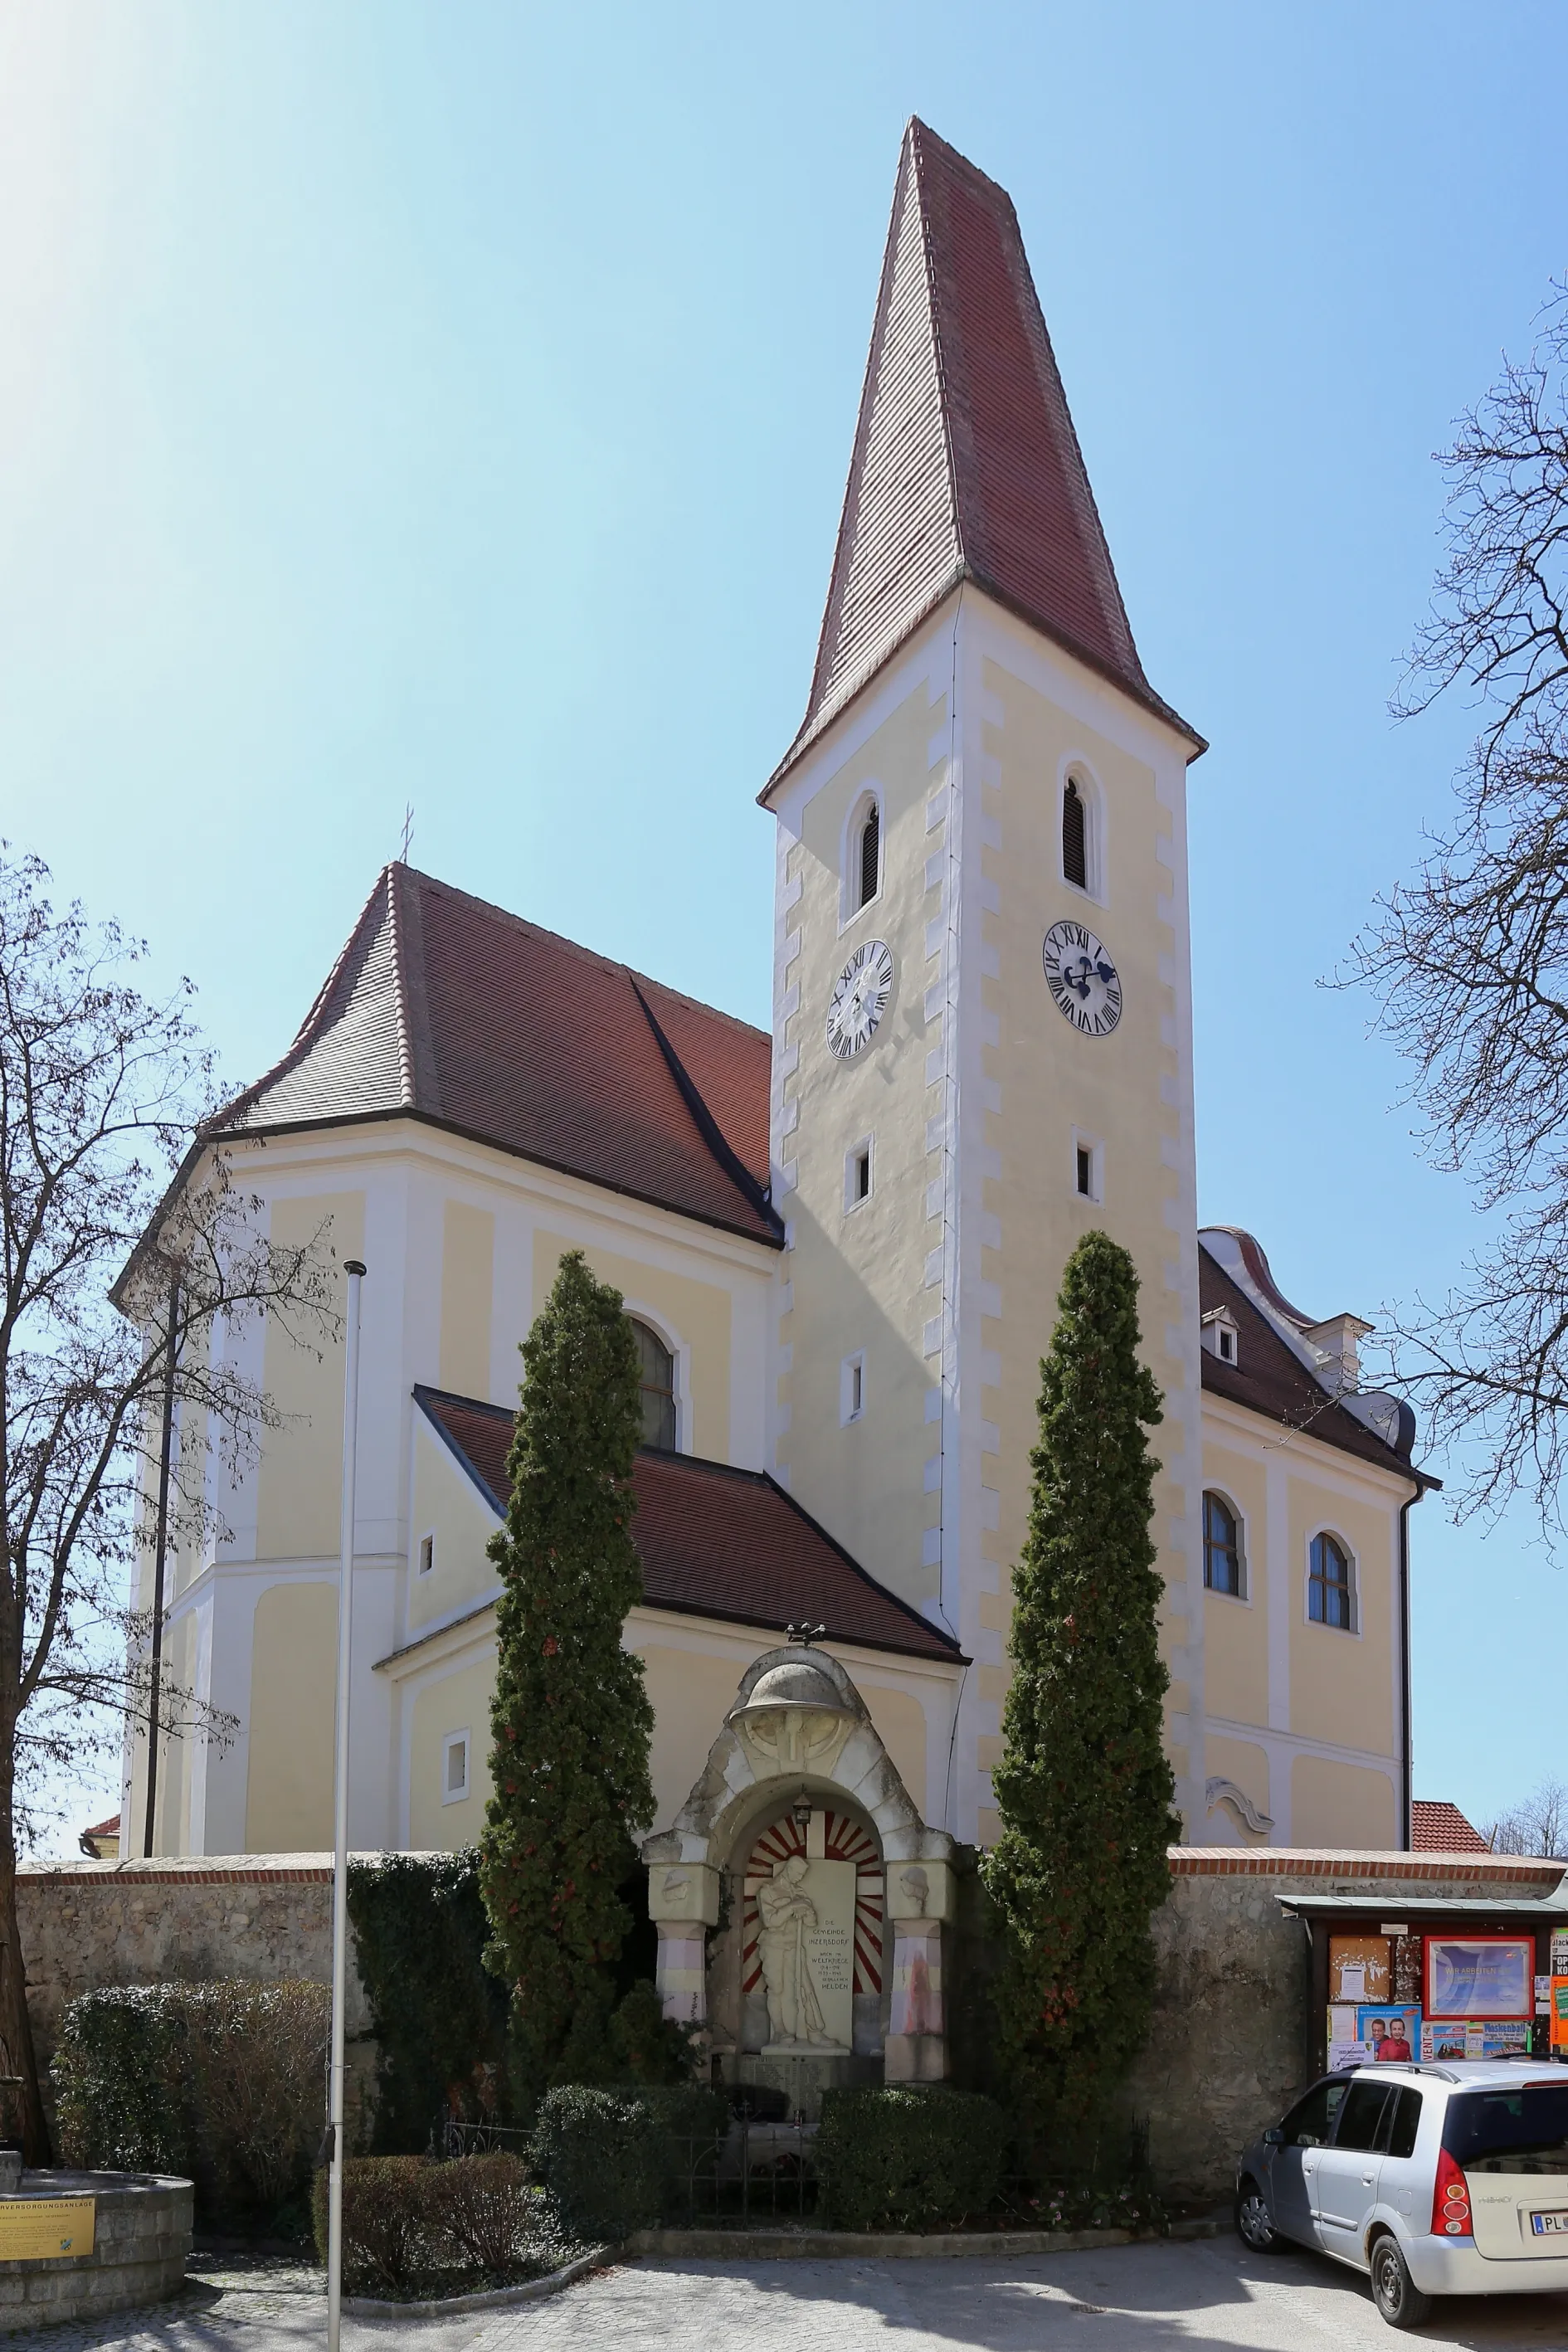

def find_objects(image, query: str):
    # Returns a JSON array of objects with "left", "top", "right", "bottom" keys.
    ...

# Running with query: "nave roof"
[
  {"left": 211, "top": 863, "right": 780, "bottom": 1245},
  {"left": 414, "top": 1384, "right": 964, "bottom": 1665}
]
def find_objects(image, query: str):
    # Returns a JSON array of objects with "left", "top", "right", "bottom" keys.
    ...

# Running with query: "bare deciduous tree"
[
  {"left": 1351, "top": 286, "right": 1568, "bottom": 1534},
  {"left": 1482, "top": 1776, "right": 1568, "bottom": 1860},
  {"left": 0, "top": 850, "right": 334, "bottom": 2157}
]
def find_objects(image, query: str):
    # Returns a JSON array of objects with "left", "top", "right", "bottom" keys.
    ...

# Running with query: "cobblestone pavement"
[{"left": 9, "top": 2239, "right": 1568, "bottom": 2350}]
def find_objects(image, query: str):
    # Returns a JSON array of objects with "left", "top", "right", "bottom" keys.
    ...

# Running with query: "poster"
[
  {"left": 1552, "top": 1931, "right": 1568, "bottom": 1979},
  {"left": 1330, "top": 1936, "right": 1390, "bottom": 2004},
  {"left": 1420, "top": 2017, "right": 1532, "bottom": 2062},
  {"left": 1551, "top": 1979, "right": 1568, "bottom": 2052},
  {"left": 1328, "top": 2004, "right": 1419, "bottom": 2068},
  {"left": 1425, "top": 1936, "right": 1534, "bottom": 2019}
]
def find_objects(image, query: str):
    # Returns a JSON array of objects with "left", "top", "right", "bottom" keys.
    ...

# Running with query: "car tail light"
[{"left": 1431, "top": 2145, "right": 1472, "bottom": 2238}]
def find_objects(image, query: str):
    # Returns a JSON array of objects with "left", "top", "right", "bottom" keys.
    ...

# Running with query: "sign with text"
[{"left": 0, "top": 2199, "right": 95, "bottom": 2262}]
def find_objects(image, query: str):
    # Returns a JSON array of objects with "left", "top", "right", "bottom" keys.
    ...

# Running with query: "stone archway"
[{"left": 642, "top": 1642, "right": 956, "bottom": 2091}]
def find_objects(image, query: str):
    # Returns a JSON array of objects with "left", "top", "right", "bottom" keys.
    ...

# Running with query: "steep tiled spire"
[{"left": 769, "top": 119, "right": 1200, "bottom": 789}]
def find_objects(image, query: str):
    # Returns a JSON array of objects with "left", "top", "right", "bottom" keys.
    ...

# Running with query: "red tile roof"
[
  {"left": 1199, "top": 1244, "right": 1418, "bottom": 1478},
  {"left": 769, "top": 119, "right": 1202, "bottom": 792},
  {"left": 1410, "top": 1800, "right": 1490, "bottom": 1854},
  {"left": 415, "top": 1386, "right": 962, "bottom": 1664},
  {"left": 212, "top": 867, "right": 780, "bottom": 1246}
]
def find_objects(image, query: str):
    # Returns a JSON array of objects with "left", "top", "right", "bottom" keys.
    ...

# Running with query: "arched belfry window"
[
  {"left": 631, "top": 1319, "right": 676, "bottom": 1451},
  {"left": 1062, "top": 777, "right": 1088, "bottom": 891},
  {"left": 859, "top": 802, "right": 880, "bottom": 910}
]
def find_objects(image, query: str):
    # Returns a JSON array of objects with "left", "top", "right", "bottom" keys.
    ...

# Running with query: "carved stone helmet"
[
  {"left": 738, "top": 1658, "right": 849, "bottom": 1717},
  {"left": 728, "top": 1653, "right": 855, "bottom": 1775}
]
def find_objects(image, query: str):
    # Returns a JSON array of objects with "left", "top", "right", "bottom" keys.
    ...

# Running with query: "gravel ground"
[{"left": 7, "top": 2237, "right": 1568, "bottom": 2350}]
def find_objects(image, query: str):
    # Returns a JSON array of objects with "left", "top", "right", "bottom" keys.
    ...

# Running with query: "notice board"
[{"left": 0, "top": 2199, "right": 95, "bottom": 2261}]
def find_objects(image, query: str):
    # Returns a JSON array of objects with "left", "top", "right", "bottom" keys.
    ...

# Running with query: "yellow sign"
[{"left": 0, "top": 2199, "right": 95, "bottom": 2261}]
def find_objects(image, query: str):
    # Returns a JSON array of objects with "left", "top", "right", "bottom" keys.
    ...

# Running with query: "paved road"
[{"left": 17, "top": 2239, "right": 1568, "bottom": 2350}]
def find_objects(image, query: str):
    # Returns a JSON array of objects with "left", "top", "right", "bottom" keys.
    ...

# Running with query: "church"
[{"left": 124, "top": 121, "right": 1428, "bottom": 2075}]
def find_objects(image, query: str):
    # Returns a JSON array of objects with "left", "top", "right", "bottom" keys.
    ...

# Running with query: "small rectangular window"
[
  {"left": 1218, "top": 1327, "right": 1235, "bottom": 1363},
  {"left": 1071, "top": 1132, "right": 1102, "bottom": 1204},
  {"left": 851, "top": 1362, "right": 863, "bottom": 1415},
  {"left": 442, "top": 1730, "right": 470, "bottom": 1804},
  {"left": 418, "top": 1532, "right": 435, "bottom": 1576},
  {"left": 840, "top": 1351, "right": 866, "bottom": 1425},
  {"left": 844, "top": 1137, "right": 874, "bottom": 1213}
]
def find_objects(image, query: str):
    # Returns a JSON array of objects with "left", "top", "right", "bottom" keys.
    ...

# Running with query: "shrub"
[
  {"left": 815, "top": 2087, "right": 1006, "bottom": 2232},
  {"left": 312, "top": 2156, "right": 431, "bottom": 2296},
  {"left": 51, "top": 1979, "right": 328, "bottom": 2226},
  {"left": 530, "top": 2082, "right": 727, "bottom": 2242},
  {"left": 311, "top": 2151, "right": 562, "bottom": 2296},
  {"left": 179, "top": 1981, "right": 329, "bottom": 2208},
  {"left": 426, "top": 2151, "right": 533, "bottom": 2275},
  {"left": 51, "top": 1989, "right": 185, "bottom": 2174}
]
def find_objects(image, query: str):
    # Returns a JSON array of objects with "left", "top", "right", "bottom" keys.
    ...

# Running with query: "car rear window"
[{"left": 1444, "top": 2087, "right": 1568, "bottom": 2175}]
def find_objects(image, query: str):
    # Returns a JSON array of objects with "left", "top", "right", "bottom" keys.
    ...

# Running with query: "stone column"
[
  {"left": 883, "top": 1859, "right": 953, "bottom": 2083},
  {"left": 647, "top": 1860, "right": 720, "bottom": 2025}
]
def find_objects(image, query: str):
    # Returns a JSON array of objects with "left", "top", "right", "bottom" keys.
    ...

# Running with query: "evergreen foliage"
[
  {"left": 982, "top": 1231, "right": 1178, "bottom": 2135},
  {"left": 347, "top": 1851, "right": 510, "bottom": 2149},
  {"left": 480, "top": 1250, "right": 656, "bottom": 2098}
]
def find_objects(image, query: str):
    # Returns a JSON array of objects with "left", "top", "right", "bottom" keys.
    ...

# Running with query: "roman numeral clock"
[{"left": 1043, "top": 921, "right": 1122, "bottom": 1037}]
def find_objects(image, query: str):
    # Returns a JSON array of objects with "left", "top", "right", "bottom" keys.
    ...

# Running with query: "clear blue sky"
[{"left": 5, "top": 1, "right": 1564, "bottom": 1845}]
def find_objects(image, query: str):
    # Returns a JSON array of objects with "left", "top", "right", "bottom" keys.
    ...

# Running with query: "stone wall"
[
  {"left": 20, "top": 1847, "right": 1566, "bottom": 2206},
  {"left": 1125, "top": 1849, "right": 1567, "bottom": 2203},
  {"left": 16, "top": 1856, "right": 374, "bottom": 2139}
]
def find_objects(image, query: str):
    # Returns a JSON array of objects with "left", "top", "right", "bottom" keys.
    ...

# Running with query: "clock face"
[
  {"left": 826, "top": 938, "right": 894, "bottom": 1059},
  {"left": 1043, "top": 921, "right": 1122, "bottom": 1036}
]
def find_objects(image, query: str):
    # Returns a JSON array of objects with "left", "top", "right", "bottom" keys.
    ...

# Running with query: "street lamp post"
[{"left": 326, "top": 1258, "right": 366, "bottom": 2352}]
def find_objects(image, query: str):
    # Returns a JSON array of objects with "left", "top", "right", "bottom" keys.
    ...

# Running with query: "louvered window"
[
  {"left": 859, "top": 804, "right": 879, "bottom": 908},
  {"left": 1063, "top": 778, "right": 1088, "bottom": 889},
  {"left": 631, "top": 1319, "right": 677, "bottom": 1451}
]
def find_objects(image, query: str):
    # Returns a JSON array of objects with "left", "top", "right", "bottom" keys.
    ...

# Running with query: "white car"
[{"left": 1234, "top": 2060, "right": 1568, "bottom": 2328}]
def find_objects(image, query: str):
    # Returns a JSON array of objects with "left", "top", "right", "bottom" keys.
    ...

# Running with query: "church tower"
[{"left": 763, "top": 120, "right": 1208, "bottom": 1846}]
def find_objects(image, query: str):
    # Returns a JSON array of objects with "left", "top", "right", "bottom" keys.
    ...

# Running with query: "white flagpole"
[{"left": 327, "top": 1259, "right": 366, "bottom": 2352}]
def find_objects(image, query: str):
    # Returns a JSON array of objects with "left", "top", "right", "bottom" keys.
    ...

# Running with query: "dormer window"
[{"left": 1202, "top": 1307, "right": 1239, "bottom": 1366}]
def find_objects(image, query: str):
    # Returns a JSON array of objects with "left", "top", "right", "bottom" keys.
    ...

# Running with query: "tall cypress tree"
[
  {"left": 983, "top": 1230, "right": 1179, "bottom": 2135},
  {"left": 480, "top": 1249, "right": 655, "bottom": 2096}
]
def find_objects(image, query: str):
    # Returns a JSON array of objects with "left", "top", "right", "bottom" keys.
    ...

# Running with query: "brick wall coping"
[
  {"left": 20, "top": 1846, "right": 1562, "bottom": 1892},
  {"left": 1169, "top": 1846, "right": 1564, "bottom": 1886},
  {"left": 17, "top": 1852, "right": 353, "bottom": 1885}
]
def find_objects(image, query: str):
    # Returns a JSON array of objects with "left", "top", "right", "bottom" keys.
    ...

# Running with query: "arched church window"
[
  {"left": 1308, "top": 1532, "right": 1356, "bottom": 1632},
  {"left": 1062, "top": 777, "right": 1088, "bottom": 890},
  {"left": 859, "top": 802, "right": 880, "bottom": 909},
  {"left": 631, "top": 1318, "right": 677, "bottom": 1451},
  {"left": 1203, "top": 1492, "right": 1244, "bottom": 1597}
]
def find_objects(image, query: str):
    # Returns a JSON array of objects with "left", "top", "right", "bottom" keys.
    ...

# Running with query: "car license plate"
[{"left": 1530, "top": 2210, "right": 1568, "bottom": 2236}]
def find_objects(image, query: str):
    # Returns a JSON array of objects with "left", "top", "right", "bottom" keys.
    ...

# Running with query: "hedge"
[
  {"left": 51, "top": 1981, "right": 328, "bottom": 2227},
  {"left": 310, "top": 2152, "right": 560, "bottom": 2297},
  {"left": 347, "top": 1852, "right": 511, "bottom": 2150},
  {"left": 815, "top": 2087, "right": 1006, "bottom": 2231},
  {"left": 529, "top": 2084, "right": 728, "bottom": 2242}
]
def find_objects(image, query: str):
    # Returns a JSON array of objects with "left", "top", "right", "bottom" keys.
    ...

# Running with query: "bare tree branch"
[
  {"left": 1349, "top": 285, "right": 1568, "bottom": 1537},
  {"left": 0, "top": 847, "right": 338, "bottom": 2156}
]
